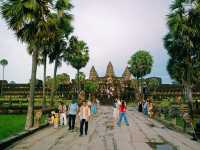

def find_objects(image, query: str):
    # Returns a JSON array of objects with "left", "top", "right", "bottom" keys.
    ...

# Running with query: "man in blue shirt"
[{"left": 68, "top": 97, "right": 78, "bottom": 130}]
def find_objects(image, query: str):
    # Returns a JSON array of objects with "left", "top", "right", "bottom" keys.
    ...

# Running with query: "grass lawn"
[
  {"left": 0, "top": 114, "right": 26, "bottom": 140},
  {"left": 0, "top": 114, "right": 48, "bottom": 140}
]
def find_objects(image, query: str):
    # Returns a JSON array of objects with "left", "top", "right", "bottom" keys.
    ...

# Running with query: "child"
[
  {"left": 48, "top": 112, "right": 54, "bottom": 125},
  {"left": 53, "top": 110, "right": 59, "bottom": 129}
]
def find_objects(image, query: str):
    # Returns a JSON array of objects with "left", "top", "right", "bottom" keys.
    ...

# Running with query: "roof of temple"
[
  {"left": 89, "top": 66, "right": 98, "bottom": 80},
  {"left": 105, "top": 61, "right": 115, "bottom": 77},
  {"left": 122, "top": 67, "right": 132, "bottom": 80}
]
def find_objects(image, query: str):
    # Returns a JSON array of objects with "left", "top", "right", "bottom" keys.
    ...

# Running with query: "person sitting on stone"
[{"left": 192, "top": 120, "right": 200, "bottom": 141}]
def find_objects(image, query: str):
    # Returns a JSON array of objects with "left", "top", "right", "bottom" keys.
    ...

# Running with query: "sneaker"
[
  {"left": 79, "top": 134, "right": 83, "bottom": 137},
  {"left": 68, "top": 128, "right": 72, "bottom": 130}
]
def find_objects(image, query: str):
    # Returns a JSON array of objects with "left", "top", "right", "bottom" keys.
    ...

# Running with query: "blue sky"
[{"left": 0, "top": 0, "right": 172, "bottom": 83}]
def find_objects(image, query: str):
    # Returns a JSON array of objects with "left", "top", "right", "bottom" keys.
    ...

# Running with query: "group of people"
[
  {"left": 112, "top": 98, "right": 129, "bottom": 127},
  {"left": 138, "top": 97, "right": 154, "bottom": 118},
  {"left": 48, "top": 97, "right": 97, "bottom": 137}
]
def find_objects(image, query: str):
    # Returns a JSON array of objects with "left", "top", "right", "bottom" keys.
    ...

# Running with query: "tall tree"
[
  {"left": 48, "top": 0, "right": 73, "bottom": 106},
  {"left": 65, "top": 36, "right": 89, "bottom": 95},
  {"left": 0, "top": 59, "right": 8, "bottom": 96},
  {"left": 1, "top": 0, "right": 56, "bottom": 129},
  {"left": 128, "top": 50, "right": 153, "bottom": 93},
  {"left": 164, "top": 0, "right": 200, "bottom": 118}
]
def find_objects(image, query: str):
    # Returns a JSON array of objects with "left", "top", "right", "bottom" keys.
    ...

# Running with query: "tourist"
[
  {"left": 48, "top": 111, "right": 54, "bottom": 126},
  {"left": 138, "top": 101, "right": 143, "bottom": 112},
  {"left": 147, "top": 98, "right": 154, "bottom": 118},
  {"left": 143, "top": 100, "right": 148, "bottom": 116},
  {"left": 58, "top": 101, "right": 67, "bottom": 126},
  {"left": 91, "top": 98, "right": 97, "bottom": 115},
  {"left": 87, "top": 99, "right": 92, "bottom": 108},
  {"left": 117, "top": 100, "right": 129, "bottom": 127},
  {"left": 53, "top": 110, "right": 59, "bottom": 129},
  {"left": 79, "top": 101, "right": 91, "bottom": 136},
  {"left": 68, "top": 97, "right": 79, "bottom": 130},
  {"left": 192, "top": 119, "right": 200, "bottom": 140},
  {"left": 112, "top": 98, "right": 119, "bottom": 127}
]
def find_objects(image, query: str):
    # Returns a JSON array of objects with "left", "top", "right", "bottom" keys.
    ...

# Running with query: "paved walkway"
[{"left": 8, "top": 106, "right": 200, "bottom": 150}]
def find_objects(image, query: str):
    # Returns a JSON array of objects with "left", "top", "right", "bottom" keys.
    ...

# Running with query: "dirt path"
[{"left": 8, "top": 106, "right": 200, "bottom": 150}]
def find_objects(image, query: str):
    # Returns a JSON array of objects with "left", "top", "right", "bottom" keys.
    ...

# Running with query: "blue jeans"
[{"left": 117, "top": 112, "right": 129, "bottom": 126}]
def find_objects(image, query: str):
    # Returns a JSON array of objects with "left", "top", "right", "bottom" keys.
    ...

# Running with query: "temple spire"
[
  {"left": 122, "top": 66, "right": 132, "bottom": 80},
  {"left": 89, "top": 66, "right": 98, "bottom": 80},
  {"left": 105, "top": 61, "right": 115, "bottom": 77}
]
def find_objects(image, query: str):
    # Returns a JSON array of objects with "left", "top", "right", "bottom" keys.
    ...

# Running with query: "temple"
[{"left": 88, "top": 62, "right": 135, "bottom": 104}]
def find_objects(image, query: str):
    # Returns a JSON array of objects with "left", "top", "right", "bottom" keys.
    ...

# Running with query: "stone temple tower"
[
  {"left": 89, "top": 66, "right": 98, "bottom": 80},
  {"left": 105, "top": 62, "right": 115, "bottom": 78},
  {"left": 122, "top": 67, "right": 132, "bottom": 80}
]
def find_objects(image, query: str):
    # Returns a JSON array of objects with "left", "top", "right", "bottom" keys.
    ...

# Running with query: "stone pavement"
[{"left": 8, "top": 106, "right": 200, "bottom": 150}]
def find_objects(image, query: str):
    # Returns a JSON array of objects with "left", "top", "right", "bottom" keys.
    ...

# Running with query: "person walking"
[
  {"left": 143, "top": 100, "right": 148, "bottom": 116},
  {"left": 58, "top": 102, "right": 67, "bottom": 126},
  {"left": 117, "top": 100, "right": 129, "bottom": 127},
  {"left": 91, "top": 98, "right": 97, "bottom": 115},
  {"left": 79, "top": 101, "right": 91, "bottom": 136},
  {"left": 112, "top": 98, "right": 118, "bottom": 127},
  {"left": 68, "top": 98, "right": 78, "bottom": 130}
]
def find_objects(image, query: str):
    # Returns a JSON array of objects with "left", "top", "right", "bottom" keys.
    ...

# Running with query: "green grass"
[
  {"left": 0, "top": 114, "right": 26, "bottom": 140},
  {"left": 0, "top": 114, "right": 48, "bottom": 140}
]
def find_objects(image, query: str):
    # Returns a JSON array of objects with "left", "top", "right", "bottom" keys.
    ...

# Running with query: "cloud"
[{"left": 0, "top": 0, "right": 172, "bottom": 83}]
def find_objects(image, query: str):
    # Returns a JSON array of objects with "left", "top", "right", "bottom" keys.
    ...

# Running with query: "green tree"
[
  {"left": 0, "top": 59, "right": 8, "bottom": 96},
  {"left": 128, "top": 50, "right": 153, "bottom": 93},
  {"left": 1, "top": 0, "right": 63, "bottom": 129},
  {"left": 84, "top": 80, "right": 97, "bottom": 100},
  {"left": 48, "top": 0, "right": 73, "bottom": 106},
  {"left": 145, "top": 77, "right": 161, "bottom": 92},
  {"left": 65, "top": 36, "right": 89, "bottom": 95},
  {"left": 46, "top": 73, "right": 70, "bottom": 90},
  {"left": 164, "top": 0, "right": 200, "bottom": 118},
  {"left": 75, "top": 71, "right": 86, "bottom": 86}
]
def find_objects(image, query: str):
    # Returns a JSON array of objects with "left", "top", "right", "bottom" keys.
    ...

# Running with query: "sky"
[{"left": 0, "top": 0, "right": 172, "bottom": 84}]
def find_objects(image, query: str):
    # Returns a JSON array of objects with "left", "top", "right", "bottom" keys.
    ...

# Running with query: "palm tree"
[
  {"left": 1, "top": 0, "right": 54, "bottom": 129},
  {"left": 48, "top": 0, "right": 73, "bottom": 106},
  {"left": 128, "top": 50, "right": 153, "bottom": 94},
  {"left": 164, "top": 0, "right": 200, "bottom": 118},
  {"left": 0, "top": 59, "right": 8, "bottom": 96},
  {"left": 65, "top": 36, "right": 89, "bottom": 95},
  {"left": 49, "top": 39, "right": 67, "bottom": 106}
]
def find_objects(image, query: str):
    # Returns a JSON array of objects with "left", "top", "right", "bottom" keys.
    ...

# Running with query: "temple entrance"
[{"left": 88, "top": 62, "right": 135, "bottom": 105}]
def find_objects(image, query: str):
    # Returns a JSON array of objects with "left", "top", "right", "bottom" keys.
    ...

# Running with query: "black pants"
[
  {"left": 80, "top": 119, "right": 88, "bottom": 135},
  {"left": 68, "top": 114, "right": 76, "bottom": 129}
]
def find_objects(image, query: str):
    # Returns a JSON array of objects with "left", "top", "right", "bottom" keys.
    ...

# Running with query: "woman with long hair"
[{"left": 117, "top": 100, "right": 129, "bottom": 127}]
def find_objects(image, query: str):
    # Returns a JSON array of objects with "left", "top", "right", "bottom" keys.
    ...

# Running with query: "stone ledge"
[{"left": 0, "top": 123, "right": 49, "bottom": 149}]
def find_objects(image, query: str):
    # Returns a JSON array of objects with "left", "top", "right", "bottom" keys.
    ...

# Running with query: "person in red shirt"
[{"left": 117, "top": 100, "right": 129, "bottom": 127}]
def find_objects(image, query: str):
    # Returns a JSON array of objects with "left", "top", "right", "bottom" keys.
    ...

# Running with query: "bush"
[
  {"left": 169, "top": 105, "right": 180, "bottom": 118},
  {"left": 158, "top": 99, "right": 171, "bottom": 114}
]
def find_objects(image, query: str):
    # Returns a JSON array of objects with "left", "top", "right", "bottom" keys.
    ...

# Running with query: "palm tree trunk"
[
  {"left": 50, "top": 58, "right": 58, "bottom": 107},
  {"left": 185, "top": 83, "right": 193, "bottom": 119},
  {"left": 1, "top": 66, "right": 4, "bottom": 96},
  {"left": 42, "top": 54, "right": 47, "bottom": 109},
  {"left": 25, "top": 49, "right": 38, "bottom": 130},
  {"left": 186, "top": 62, "right": 193, "bottom": 119},
  {"left": 77, "top": 69, "right": 80, "bottom": 96}
]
